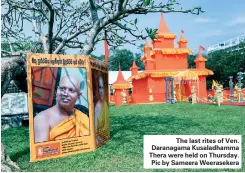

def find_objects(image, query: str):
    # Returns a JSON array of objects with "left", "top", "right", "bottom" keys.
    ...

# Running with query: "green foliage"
[
  {"left": 134, "top": 18, "right": 137, "bottom": 25},
  {"left": 108, "top": 49, "right": 135, "bottom": 71},
  {"left": 137, "top": 43, "right": 145, "bottom": 51},
  {"left": 239, "top": 41, "right": 245, "bottom": 49},
  {"left": 206, "top": 44, "right": 245, "bottom": 88},
  {"left": 134, "top": 53, "right": 145, "bottom": 70},
  {"left": 1, "top": 41, "right": 44, "bottom": 55},
  {"left": 90, "top": 54, "right": 105, "bottom": 62},
  {"left": 187, "top": 54, "right": 196, "bottom": 68},
  {"left": 145, "top": 28, "right": 158, "bottom": 41},
  {"left": 65, "top": 0, "right": 70, "bottom": 4},
  {"left": 187, "top": 44, "right": 245, "bottom": 89},
  {"left": 91, "top": 48, "right": 145, "bottom": 71},
  {"left": 143, "top": 0, "right": 151, "bottom": 6},
  {"left": 2, "top": 103, "right": 245, "bottom": 172}
]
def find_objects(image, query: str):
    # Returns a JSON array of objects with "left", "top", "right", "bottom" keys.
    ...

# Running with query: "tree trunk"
[
  {"left": 1, "top": 55, "right": 27, "bottom": 97},
  {"left": 1, "top": 55, "right": 26, "bottom": 172},
  {"left": 1, "top": 144, "right": 20, "bottom": 172}
]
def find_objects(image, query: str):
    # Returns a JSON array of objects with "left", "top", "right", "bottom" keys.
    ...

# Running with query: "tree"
[
  {"left": 90, "top": 54, "right": 105, "bottom": 62},
  {"left": 1, "top": 144, "right": 20, "bottom": 172},
  {"left": 134, "top": 52, "right": 145, "bottom": 70},
  {"left": 1, "top": 0, "right": 203, "bottom": 96},
  {"left": 1, "top": 40, "right": 44, "bottom": 57},
  {"left": 187, "top": 54, "right": 196, "bottom": 68},
  {"left": 2, "top": 0, "right": 203, "bottom": 54},
  {"left": 206, "top": 42, "right": 245, "bottom": 88},
  {"left": 109, "top": 48, "right": 134, "bottom": 70},
  {"left": 1, "top": 40, "right": 46, "bottom": 97},
  {"left": 92, "top": 46, "right": 144, "bottom": 71},
  {"left": 187, "top": 49, "right": 245, "bottom": 90}
]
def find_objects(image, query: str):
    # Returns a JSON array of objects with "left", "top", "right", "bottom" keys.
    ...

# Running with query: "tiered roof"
[
  {"left": 112, "top": 65, "right": 131, "bottom": 89},
  {"left": 129, "top": 14, "right": 213, "bottom": 81}
]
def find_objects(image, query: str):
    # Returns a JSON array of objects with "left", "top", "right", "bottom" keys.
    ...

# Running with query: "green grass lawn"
[{"left": 2, "top": 103, "right": 245, "bottom": 172}]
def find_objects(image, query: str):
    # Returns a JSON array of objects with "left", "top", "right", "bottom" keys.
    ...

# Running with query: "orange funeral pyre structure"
[
  {"left": 111, "top": 66, "right": 131, "bottom": 106},
  {"left": 127, "top": 13, "right": 213, "bottom": 104}
]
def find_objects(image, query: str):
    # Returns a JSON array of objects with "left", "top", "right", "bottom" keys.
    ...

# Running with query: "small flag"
[
  {"left": 199, "top": 45, "right": 205, "bottom": 52},
  {"left": 104, "top": 30, "right": 109, "bottom": 64}
]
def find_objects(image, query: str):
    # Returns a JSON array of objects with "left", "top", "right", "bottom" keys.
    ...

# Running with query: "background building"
[{"left": 207, "top": 34, "right": 245, "bottom": 54}]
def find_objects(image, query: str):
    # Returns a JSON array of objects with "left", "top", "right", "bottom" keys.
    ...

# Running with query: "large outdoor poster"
[
  {"left": 27, "top": 54, "right": 109, "bottom": 162},
  {"left": 91, "top": 68, "right": 110, "bottom": 147}
]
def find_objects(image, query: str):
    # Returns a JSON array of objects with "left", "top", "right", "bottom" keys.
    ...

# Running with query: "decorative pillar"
[
  {"left": 237, "top": 72, "right": 244, "bottom": 102},
  {"left": 216, "top": 85, "right": 222, "bottom": 106},
  {"left": 165, "top": 77, "right": 170, "bottom": 104},
  {"left": 238, "top": 87, "right": 242, "bottom": 102},
  {"left": 237, "top": 72, "right": 243, "bottom": 88},
  {"left": 191, "top": 86, "right": 197, "bottom": 104},
  {"left": 169, "top": 77, "right": 175, "bottom": 104},
  {"left": 229, "top": 76, "right": 234, "bottom": 102},
  {"left": 121, "top": 90, "right": 127, "bottom": 105},
  {"left": 174, "top": 90, "right": 177, "bottom": 102},
  {"left": 220, "top": 85, "right": 224, "bottom": 103}
]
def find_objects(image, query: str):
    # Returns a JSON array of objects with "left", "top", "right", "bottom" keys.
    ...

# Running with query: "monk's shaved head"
[
  {"left": 57, "top": 75, "right": 82, "bottom": 109},
  {"left": 59, "top": 75, "right": 81, "bottom": 93}
]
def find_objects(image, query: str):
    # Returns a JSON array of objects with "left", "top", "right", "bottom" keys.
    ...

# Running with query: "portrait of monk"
[
  {"left": 34, "top": 75, "right": 89, "bottom": 143},
  {"left": 94, "top": 74, "right": 109, "bottom": 135}
]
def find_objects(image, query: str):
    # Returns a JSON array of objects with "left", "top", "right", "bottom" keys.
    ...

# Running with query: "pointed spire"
[
  {"left": 180, "top": 30, "right": 185, "bottom": 40},
  {"left": 130, "top": 58, "right": 139, "bottom": 76},
  {"left": 132, "top": 59, "right": 137, "bottom": 67},
  {"left": 115, "top": 62, "right": 127, "bottom": 83},
  {"left": 141, "top": 40, "right": 152, "bottom": 61},
  {"left": 115, "top": 62, "right": 125, "bottom": 83},
  {"left": 177, "top": 30, "right": 188, "bottom": 46},
  {"left": 158, "top": 13, "right": 169, "bottom": 34},
  {"left": 115, "top": 70, "right": 125, "bottom": 83},
  {"left": 131, "top": 59, "right": 139, "bottom": 69},
  {"left": 195, "top": 53, "right": 207, "bottom": 62},
  {"left": 145, "top": 49, "right": 154, "bottom": 62},
  {"left": 144, "top": 40, "right": 151, "bottom": 48},
  {"left": 156, "top": 13, "right": 176, "bottom": 40},
  {"left": 195, "top": 46, "right": 207, "bottom": 62},
  {"left": 179, "top": 30, "right": 188, "bottom": 42},
  {"left": 197, "top": 52, "right": 202, "bottom": 58},
  {"left": 112, "top": 66, "right": 131, "bottom": 89},
  {"left": 143, "top": 39, "right": 151, "bottom": 57},
  {"left": 145, "top": 40, "right": 149, "bottom": 46}
]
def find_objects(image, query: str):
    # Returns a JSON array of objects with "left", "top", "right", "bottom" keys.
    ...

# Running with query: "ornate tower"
[
  {"left": 130, "top": 59, "right": 139, "bottom": 76},
  {"left": 152, "top": 13, "right": 177, "bottom": 49},
  {"left": 150, "top": 13, "right": 192, "bottom": 70},
  {"left": 195, "top": 53, "right": 207, "bottom": 69},
  {"left": 112, "top": 65, "right": 131, "bottom": 106},
  {"left": 195, "top": 46, "right": 208, "bottom": 99},
  {"left": 177, "top": 30, "right": 188, "bottom": 49},
  {"left": 143, "top": 40, "right": 155, "bottom": 70}
]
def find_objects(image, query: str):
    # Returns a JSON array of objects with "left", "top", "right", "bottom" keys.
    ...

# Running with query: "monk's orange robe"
[
  {"left": 97, "top": 101, "right": 109, "bottom": 133},
  {"left": 49, "top": 109, "right": 89, "bottom": 140}
]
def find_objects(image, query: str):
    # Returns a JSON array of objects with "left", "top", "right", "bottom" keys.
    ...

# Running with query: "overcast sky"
[{"left": 92, "top": 0, "right": 245, "bottom": 56}]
